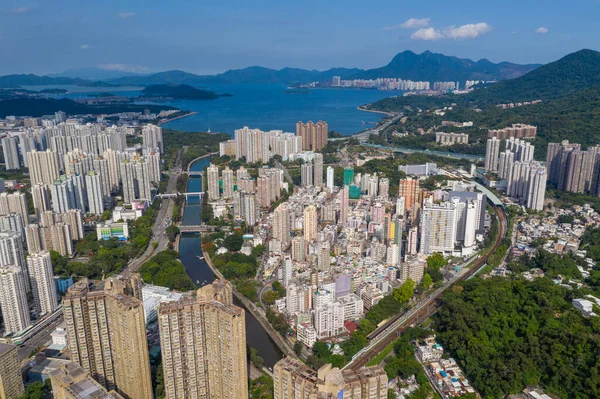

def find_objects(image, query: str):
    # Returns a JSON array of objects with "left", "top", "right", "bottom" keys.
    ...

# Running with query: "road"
[
  {"left": 18, "top": 317, "right": 64, "bottom": 362},
  {"left": 124, "top": 148, "right": 183, "bottom": 274},
  {"left": 353, "top": 113, "right": 401, "bottom": 142},
  {"left": 345, "top": 205, "right": 508, "bottom": 370}
]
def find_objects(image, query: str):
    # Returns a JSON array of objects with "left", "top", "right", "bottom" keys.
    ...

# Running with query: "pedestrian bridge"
[{"left": 187, "top": 171, "right": 203, "bottom": 177}]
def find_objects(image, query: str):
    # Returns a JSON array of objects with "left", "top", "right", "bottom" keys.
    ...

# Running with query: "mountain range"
[{"left": 0, "top": 51, "right": 541, "bottom": 88}]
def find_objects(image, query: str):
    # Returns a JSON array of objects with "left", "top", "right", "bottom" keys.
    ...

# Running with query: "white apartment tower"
[
  {"left": 27, "top": 251, "right": 58, "bottom": 315},
  {"left": 27, "top": 149, "right": 60, "bottom": 185},
  {"left": 207, "top": 164, "right": 220, "bottom": 200},
  {"left": 419, "top": 200, "right": 458, "bottom": 254},
  {"left": 0, "top": 266, "right": 31, "bottom": 335},
  {"left": 86, "top": 171, "right": 105, "bottom": 215},
  {"left": 326, "top": 166, "right": 335, "bottom": 192},
  {"left": 222, "top": 167, "right": 234, "bottom": 199},
  {"left": 484, "top": 137, "right": 501, "bottom": 173},
  {"left": 142, "top": 125, "right": 163, "bottom": 153}
]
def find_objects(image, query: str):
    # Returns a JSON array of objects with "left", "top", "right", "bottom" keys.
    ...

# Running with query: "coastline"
[
  {"left": 356, "top": 105, "right": 394, "bottom": 116},
  {"left": 158, "top": 111, "right": 197, "bottom": 126}
]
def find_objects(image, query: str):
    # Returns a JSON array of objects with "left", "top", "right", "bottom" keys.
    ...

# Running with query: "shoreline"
[
  {"left": 356, "top": 105, "right": 394, "bottom": 116},
  {"left": 158, "top": 111, "right": 198, "bottom": 126}
]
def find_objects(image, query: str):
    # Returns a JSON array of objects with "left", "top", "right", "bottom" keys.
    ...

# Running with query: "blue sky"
[{"left": 0, "top": 0, "right": 597, "bottom": 75}]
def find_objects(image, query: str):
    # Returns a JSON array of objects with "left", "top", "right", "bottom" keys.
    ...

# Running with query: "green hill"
[
  {"left": 0, "top": 98, "right": 176, "bottom": 118},
  {"left": 349, "top": 50, "right": 539, "bottom": 82},
  {"left": 464, "top": 49, "right": 600, "bottom": 104}
]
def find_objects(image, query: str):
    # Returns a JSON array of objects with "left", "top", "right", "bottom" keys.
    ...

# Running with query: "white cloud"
[
  {"left": 444, "top": 23, "right": 492, "bottom": 40},
  {"left": 11, "top": 7, "right": 30, "bottom": 13},
  {"left": 97, "top": 64, "right": 148, "bottom": 73},
  {"left": 117, "top": 11, "right": 136, "bottom": 19},
  {"left": 410, "top": 27, "right": 445, "bottom": 41},
  {"left": 411, "top": 22, "right": 492, "bottom": 41},
  {"left": 384, "top": 18, "right": 430, "bottom": 31},
  {"left": 401, "top": 18, "right": 430, "bottom": 29},
  {"left": 80, "top": 44, "right": 90, "bottom": 49},
  {"left": 536, "top": 27, "right": 548, "bottom": 34}
]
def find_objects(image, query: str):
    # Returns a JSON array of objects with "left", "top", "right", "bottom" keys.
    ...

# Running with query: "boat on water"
[{"left": 197, "top": 255, "right": 204, "bottom": 260}]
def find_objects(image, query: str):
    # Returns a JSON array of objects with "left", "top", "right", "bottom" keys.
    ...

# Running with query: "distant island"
[
  {"left": 140, "top": 84, "right": 223, "bottom": 100},
  {"left": 39, "top": 88, "right": 68, "bottom": 94}
]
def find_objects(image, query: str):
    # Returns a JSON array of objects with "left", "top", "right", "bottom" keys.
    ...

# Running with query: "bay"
[{"left": 24, "top": 83, "right": 402, "bottom": 136}]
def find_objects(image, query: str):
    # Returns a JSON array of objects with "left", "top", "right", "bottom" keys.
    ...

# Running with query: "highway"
[
  {"left": 123, "top": 149, "right": 183, "bottom": 274},
  {"left": 344, "top": 205, "right": 508, "bottom": 370}
]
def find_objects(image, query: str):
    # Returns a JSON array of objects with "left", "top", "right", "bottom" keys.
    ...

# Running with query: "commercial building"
[
  {"left": 158, "top": 280, "right": 248, "bottom": 399},
  {"left": 62, "top": 275, "right": 152, "bottom": 399},
  {"left": 0, "top": 343, "right": 24, "bottom": 399},
  {"left": 398, "top": 163, "right": 437, "bottom": 176}
]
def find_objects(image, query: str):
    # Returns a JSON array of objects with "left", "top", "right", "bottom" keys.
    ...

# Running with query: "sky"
[{"left": 0, "top": 0, "right": 597, "bottom": 75}]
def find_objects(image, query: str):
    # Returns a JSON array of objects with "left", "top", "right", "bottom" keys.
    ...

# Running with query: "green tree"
[
  {"left": 420, "top": 273, "right": 433, "bottom": 290},
  {"left": 393, "top": 279, "right": 415, "bottom": 303},
  {"left": 293, "top": 341, "right": 304, "bottom": 356},
  {"left": 263, "top": 290, "right": 279, "bottom": 305},
  {"left": 312, "top": 341, "right": 333, "bottom": 359},
  {"left": 223, "top": 234, "right": 243, "bottom": 251},
  {"left": 426, "top": 253, "right": 447, "bottom": 270}
]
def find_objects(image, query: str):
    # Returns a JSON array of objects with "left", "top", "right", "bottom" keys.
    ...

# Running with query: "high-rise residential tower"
[
  {"left": 158, "top": 280, "right": 247, "bottom": 399},
  {"left": 27, "top": 149, "right": 60, "bottom": 185},
  {"left": 484, "top": 137, "right": 501, "bottom": 172},
  {"left": 142, "top": 125, "right": 163, "bottom": 153},
  {"left": 296, "top": 121, "right": 328, "bottom": 151},
  {"left": 62, "top": 275, "right": 152, "bottom": 399},
  {"left": 0, "top": 343, "right": 24, "bottom": 399},
  {"left": 313, "top": 153, "right": 323, "bottom": 186},
  {"left": 27, "top": 251, "right": 58, "bottom": 315},
  {"left": 85, "top": 171, "right": 105, "bottom": 216},
  {"left": 326, "top": 166, "right": 335, "bottom": 192},
  {"left": 0, "top": 266, "right": 31, "bottom": 335},
  {"left": 304, "top": 205, "right": 318, "bottom": 243}
]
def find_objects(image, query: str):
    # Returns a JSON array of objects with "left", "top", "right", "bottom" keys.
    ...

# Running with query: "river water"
[{"left": 179, "top": 156, "right": 283, "bottom": 368}]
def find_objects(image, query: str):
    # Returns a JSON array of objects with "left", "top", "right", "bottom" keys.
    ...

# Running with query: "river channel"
[{"left": 178, "top": 156, "right": 283, "bottom": 368}]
